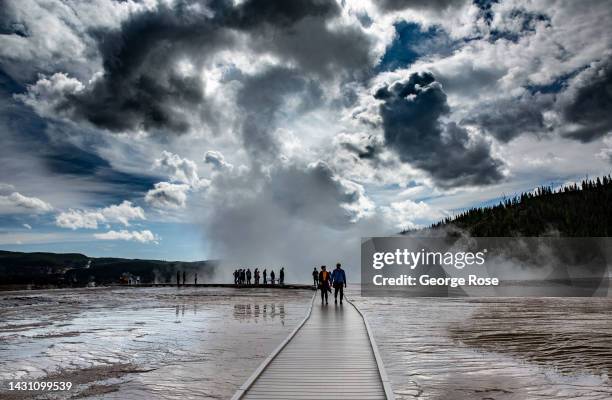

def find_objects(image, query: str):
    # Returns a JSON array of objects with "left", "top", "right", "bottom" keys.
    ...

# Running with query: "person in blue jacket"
[{"left": 331, "top": 263, "right": 347, "bottom": 304}]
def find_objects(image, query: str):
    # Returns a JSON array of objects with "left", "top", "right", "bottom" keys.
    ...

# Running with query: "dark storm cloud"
[
  {"left": 34, "top": 0, "right": 371, "bottom": 134},
  {"left": 236, "top": 66, "right": 322, "bottom": 160},
  {"left": 377, "top": 0, "right": 467, "bottom": 12},
  {"left": 60, "top": 1, "right": 231, "bottom": 133},
  {"left": 374, "top": 71, "right": 504, "bottom": 187},
  {"left": 462, "top": 94, "right": 552, "bottom": 142},
  {"left": 560, "top": 58, "right": 612, "bottom": 142}
]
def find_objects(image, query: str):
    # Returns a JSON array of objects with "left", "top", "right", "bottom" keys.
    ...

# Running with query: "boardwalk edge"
[{"left": 347, "top": 297, "right": 396, "bottom": 400}]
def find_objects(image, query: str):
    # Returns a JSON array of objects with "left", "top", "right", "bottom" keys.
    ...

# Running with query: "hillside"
[
  {"left": 0, "top": 250, "right": 217, "bottom": 287},
  {"left": 421, "top": 175, "right": 612, "bottom": 237}
]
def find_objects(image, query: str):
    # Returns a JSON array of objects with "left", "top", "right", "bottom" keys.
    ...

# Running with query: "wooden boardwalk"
[{"left": 232, "top": 294, "right": 394, "bottom": 400}]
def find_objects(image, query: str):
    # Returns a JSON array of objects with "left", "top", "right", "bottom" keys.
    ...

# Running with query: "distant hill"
[
  {"left": 0, "top": 250, "right": 217, "bottom": 287},
  {"left": 413, "top": 175, "right": 612, "bottom": 237}
]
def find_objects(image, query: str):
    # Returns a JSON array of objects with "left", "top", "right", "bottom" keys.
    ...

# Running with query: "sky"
[{"left": 0, "top": 0, "right": 611, "bottom": 280}]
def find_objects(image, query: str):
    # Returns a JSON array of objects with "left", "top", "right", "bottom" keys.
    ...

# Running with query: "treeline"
[
  {"left": 0, "top": 250, "right": 217, "bottom": 287},
  {"left": 425, "top": 175, "right": 612, "bottom": 237}
]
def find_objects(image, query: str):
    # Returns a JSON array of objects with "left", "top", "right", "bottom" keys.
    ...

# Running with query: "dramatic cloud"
[
  {"left": 461, "top": 94, "right": 552, "bottom": 142},
  {"left": 0, "top": 192, "right": 53, "bottom": 214},
  {"left": 374, "top": 71, "right": 505, "bottom": 187},
  {"left": 16, "top": 0, "right": 372, "bottom": 134},
  {"left": 558, "top": 57, "right": 612, "bottom": 142},
  {"left": 236, "top": 66, "right": 323, "bottom": 160},
  {"left": 94, "top": 229, "right": 159, "bottom": 244},
  {"left": 145, "top": 182, "right": 190, "bottom": 209},
  {"left": 55, "top": 200, "right": 144, "bottom": 229}
]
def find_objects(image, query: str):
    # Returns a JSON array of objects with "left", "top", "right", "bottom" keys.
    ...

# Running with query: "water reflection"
[{"left": 234, "top": 302, "right": 286, "bottom": 325}]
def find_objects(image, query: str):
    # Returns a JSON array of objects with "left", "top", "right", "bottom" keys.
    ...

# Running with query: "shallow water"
[
  {"left": 0, "top": 287, "right": 313, "bottom": 399},
  {"left": 351, "top": 293, "right": 612, "bottom": 400},
  {"left": 2, "top": 287, "right": 611, "bottom": 400}
]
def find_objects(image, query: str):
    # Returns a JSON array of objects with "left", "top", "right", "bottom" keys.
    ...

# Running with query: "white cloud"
[
  {"left": 204, "top": 150, "right": 234, "bottom": 171},
  {"left": 55, "top": 209, "right": 105, "bottom": 229},
  {"left": 0, "top": 192, "right": 53, "bottom": 214},
  {"left": 22, "top": 223, "right": 32, "bottom": 230},
  {"left": 382, "top": 199, "right": 448, "bottom": 230},
  {"left": 100, "top": 200, "right": 146, "bottom": 226},
  {"left": 15, "top": 72, "right": 84, "bottom": 119},
  {"left": 93, "top": 229, "right": 159, "bottom": 244},
  {"left": 55, "top": 200, "right": 145, "bottom": 229},
  {"left": 145, "top": 182, "right": 191, "bottom": 209},
  {"left": 154, "top": 151, "right": 201, "bottom": 186}
]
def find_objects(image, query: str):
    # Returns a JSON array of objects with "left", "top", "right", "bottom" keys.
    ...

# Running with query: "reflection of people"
[
  {"left": 318, "top": 266, "right": 331, "bottom": 305},
  {"left": 331, "top": 263, "right": 347, "bottom": 305},
  {"left": 270, "top": 270, "right": 275, "bottom": 285},
  {"left": 312, "top": 267, "right": 319, "bottom": 287},
  {"left": 279, "top": 267, "right": 285, "bottom": 285}
]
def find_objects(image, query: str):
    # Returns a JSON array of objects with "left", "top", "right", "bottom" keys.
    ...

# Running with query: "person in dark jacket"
[
  {"left": 246, "top": 268, "right": 252, "bottom": 284},
  {"left": 318, "top": 266, "right": 331, "bottom": 305},
  {"left": 312, "top": 267, "right": 319, "bottom": 287},
  {"left": 270, "top": 270, "right": 275, "bottom": 285},
  {"left": 331, "top": 263, "right": 347, "bottom": 304},
  {"left": 279, "top": 267, "right": 285, "bottom": 285},
  {"left": 254, "top": 268, "right": 260, "bottom": 284},
  {"left": 263, "top": 269, "right": 267, "bottom": 284}
]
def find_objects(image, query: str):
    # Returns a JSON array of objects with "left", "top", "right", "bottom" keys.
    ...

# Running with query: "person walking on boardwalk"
[
  {"left": 270, "top": 270, "right": 275, "bottom": 285},
  {"left": 312, "top": 267, "right": 319, "bottom": 287},
  {"left": 263, "top": 268, "right": 267, "bottom": 284},
  {"left": 246, "top": 268, "right": 252, "bottom": 284},
  {"left": 319, "top": 265, "right": 331, "bottom": 305},
  {"left": 279, "top": 267, "right": 285, "bottom": 285},
  {"left": 254, "top": 268, "right": 260, "bottom": 284},
  {"left": 331, "top": 263, "right": 347, "bottom": 304}
]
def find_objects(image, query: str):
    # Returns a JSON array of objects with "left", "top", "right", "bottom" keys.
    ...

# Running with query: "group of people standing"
[
  {"left": 312, "top": 263, "right": 347, "bottom": 305},
  {"left": 234, "top": 267, "right": 285, "bottom": 285}
]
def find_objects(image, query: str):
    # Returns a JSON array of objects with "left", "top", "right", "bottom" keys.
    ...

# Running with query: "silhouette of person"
[
  {"left": 263, "top": 269, "right": 267, "bottom": 284},
  {"left": 279, "top": 267, "right": 285, "bottom": 285},
  {"left": 318, "top": 266, "right": 331, "bottom": 305},
  {"left": 270, "top": 270, "right": 275, "bottom": 285},
  {"left": 246, "top": 268, "right": 252, "bottom": 284},
  {"left": 331, "top": 263, "right": 347, "bottom": 304},
  {"left": 312, "top": 267, "right": 319, "bottom": 287}
]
